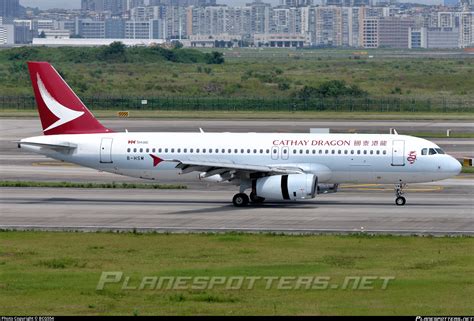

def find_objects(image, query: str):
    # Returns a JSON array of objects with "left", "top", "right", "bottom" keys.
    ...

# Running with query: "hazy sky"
[{"left": 19, "top": 0, "right": 440, "bottom": 10}]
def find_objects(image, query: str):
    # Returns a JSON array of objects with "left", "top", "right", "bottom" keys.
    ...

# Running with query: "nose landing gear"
[{"left": 395, "top": 184, "right": 406, "bottom": 206}]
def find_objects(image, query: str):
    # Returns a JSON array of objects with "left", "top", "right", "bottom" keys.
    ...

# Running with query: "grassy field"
[
  {"left": 0, "top": 232, "right": 473, "bottom": 315},
  {"left": 1, "top": 109, "right": 474, "bottom": 120},
  {"left": 1, "top": 47, "right": 473, "bottom": 102}
]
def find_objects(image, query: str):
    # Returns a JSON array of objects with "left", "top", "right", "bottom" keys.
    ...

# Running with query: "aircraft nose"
[{"left": 446, "top": 156, "right": 462, "bottom": 176}]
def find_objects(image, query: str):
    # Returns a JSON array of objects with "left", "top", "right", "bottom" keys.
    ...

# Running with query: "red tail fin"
[{"left": 27, "top": 61, "right": 112, "bottom": 135}]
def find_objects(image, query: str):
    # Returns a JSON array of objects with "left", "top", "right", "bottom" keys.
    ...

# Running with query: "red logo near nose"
[{"left": 407, "top": 151, "right": 417, "bottom": 164}]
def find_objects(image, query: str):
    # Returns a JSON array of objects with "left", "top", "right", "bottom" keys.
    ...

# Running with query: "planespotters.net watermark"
[{"left": 96, "top": 272, "right": 395, "bottom": 291}]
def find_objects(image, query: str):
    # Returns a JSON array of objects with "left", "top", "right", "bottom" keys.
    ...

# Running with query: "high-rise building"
[
  {"left": 1, "top": 0, "right": 20, "bottom": 18},
  {"left": 106, "top": 18, "right": 125, "bottom": 38},
  {"left": 427, "top": 27, "right": 459, "bottom": 48},
  {"left": 378, "top": 17, "right": 415, "bottom": 48},
  {"left": 459, "top": 11, "right": 473, "bottom": 48},
  {"left": 82, "top": 0, "right": 105, "bottom": 12},
  {"left": 82, "top": 0, "right": 126, "bottom": 14},
  {"left": 313, "top": 7, "right": 342, "bottom": 46},
  {"left": 280, "top": 0, "right": 313, "bottom": 6},
  {"left": 79, "top": 19, "right": 106, "bottom": 38},
  {"left": 361, "top": 18, "right": 378, "bottom": 48}
]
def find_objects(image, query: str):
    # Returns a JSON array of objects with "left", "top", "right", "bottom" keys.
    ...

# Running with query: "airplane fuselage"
[{"left": 21, "top": 132, "right": 461, "bottom": 185}]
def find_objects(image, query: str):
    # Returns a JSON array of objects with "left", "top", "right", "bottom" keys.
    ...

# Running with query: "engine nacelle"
[
  {"left": 317, "top": 184, "right": 339, "bottom": 194},
  {"left": 256, "top": 174, "right": 318, "bottom": 201}
]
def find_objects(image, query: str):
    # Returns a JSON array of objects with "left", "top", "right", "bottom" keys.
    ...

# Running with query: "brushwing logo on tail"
[{"left": 37, "top": 73, "right": 84, "bottom": 132}]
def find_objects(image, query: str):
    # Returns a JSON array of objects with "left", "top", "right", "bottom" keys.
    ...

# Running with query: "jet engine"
[{"left": 255, "top": 174, "right": 318, "bottom": 201}]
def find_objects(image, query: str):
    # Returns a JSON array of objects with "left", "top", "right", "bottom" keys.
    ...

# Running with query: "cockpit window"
[
  {"left": 429, "top": 148, "right": 437, "bottom": 155},
  {"left": 421, "top": 148, "right": 428, "bottom": 155},
  {"left": 435, "top": 148, "right": 445, "bottom": 154}
]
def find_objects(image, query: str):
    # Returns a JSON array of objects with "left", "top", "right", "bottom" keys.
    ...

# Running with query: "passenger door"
[
  {"left": 391, "top": 140, "right": 405, "bottom": 166},
  {"left": 100, "top": 138, "right": 113, "bottom": 163}
]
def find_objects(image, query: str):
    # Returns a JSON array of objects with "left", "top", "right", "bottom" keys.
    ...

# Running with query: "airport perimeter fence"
[{"left": 0, "top": 95, "right": 473, "bottom": 113}]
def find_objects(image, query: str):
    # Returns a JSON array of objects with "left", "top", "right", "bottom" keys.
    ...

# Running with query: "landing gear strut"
[
  {"left": 394, "top": 183, "right": 406, "bottom": 206},
  {"left": 232, "top": 193, "right": 249, "bottom": 207},
  {"left": 249, "top": 192, "right": 264, "bottom": 204}
]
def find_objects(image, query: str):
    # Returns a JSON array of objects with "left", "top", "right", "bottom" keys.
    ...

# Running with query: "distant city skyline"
[{"left": 19, "top": 0, "right": 443, "bottom": 10}]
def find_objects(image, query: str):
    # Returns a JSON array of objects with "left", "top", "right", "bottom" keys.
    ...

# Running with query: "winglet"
[{"left": 27, "top": 61, "right": 112, "bottom": 135}]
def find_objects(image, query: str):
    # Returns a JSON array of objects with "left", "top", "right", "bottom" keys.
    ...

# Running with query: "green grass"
[
  {"left": 0, "top": 47, "right": 473, "bottom": 102},
  {"left": 1, "top": 109, "right": 474, "bottom": 120},
  {"left": 0, "top": 180, "right": 186, "bottom": 189},
  {"left": 462, "top": 166, "right": 474, "bottom": 174},
  {"left": 0, "top": 232, "right": 472, "bottom": 315}
]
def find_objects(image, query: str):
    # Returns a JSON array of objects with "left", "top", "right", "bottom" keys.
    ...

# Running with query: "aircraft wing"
[{"left": 168, "top": 158, "right": 304, "bottom": 180}]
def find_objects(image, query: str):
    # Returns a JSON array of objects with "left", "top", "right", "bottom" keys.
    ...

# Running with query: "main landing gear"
[
  {"left": 232, "top": 192, "right": 265, "bottom": 207},
  {"left": 394, "top": 183, "right": 406, "bottom": 206},
  {"left": 232, "top": 193, "right": 249, "bottom": 207}
]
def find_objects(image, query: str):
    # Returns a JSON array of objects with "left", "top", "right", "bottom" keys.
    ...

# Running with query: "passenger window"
[
  {"left": 299, "top": 149, "right": 303, "bottom": 154},
  {"left": 247, "top": 149, "right": 251, "bottom": 153},
  {"left": 235, "top": 149, "right": 238, "bottom": 153},
  {"left": 351, "top": 150, "right": 354, "bottom": 154},
  {"left": 127, "top": 148, "right": 131, "bottom": 153},
  {"left": 266, "top": 149, "right": 270, "bottom": 154},
  {"left": 196, "top": 149, "right": 200, "bottom": 153},
  {"left": 363, "top": 150, "right": 367, "bottom": 155},
  {"left": 222, "top": 149, "right": 225, "bottom": 153},
  {"left": 357, "top": 150, "right": 360, "bottom": 154},
  {"left": 319, "top": 150, "right": 322, "bottom": 154},
  {"left": 370, "top": 150, "right": 373, "bottom": 155},
  {"left": 260, "top": 149, "right": 263, "bottom": 154},
  {"left": 338, "top": 150, "right": 341, "bottom": 154},
  {"left": 241, "top": 149, "right": 244, "bottom": 153},
  {"left": 306, "top": 150, "right": 309, "bottom": 154},
  {"left": 383, "top": 150, "right": 387, "bottom": 155},
  {"left": 253, "top": 149, "right": 257, "bottom": 153},
  {"left": 325, "top": 150, "right": 329, "bottom": 154},
  {"left": 184, "top": 148, "right": 187, "bottom": 153},
  {"left": 145, "top": 148, "right": 149, "bottom": 153},
  {"left": 177, "top": 148, "right": 181, "bottom": 153},
  {"left": 331, "top": 150, "right": 335, "bottom": 154},
  {"left": 229, "top": 149, "right": 232, "bottom": 153},
  {"left": 283, "top": 149, "right": 287, "bottom": 154},
  {"left": 171, "top": 148, "right": 174, "bottom": 153},
  {"left": 203, "top": 149, "right": 206, "bottom": 153},
  {"left": 152, "top": 148, "right": 156, "bottom": 153},
  {"left": 312, "top": 150, "right": 316, "bottom": 154},
  {"left": 376, "top": 150, "right": 380, "bottom": 155},
  {"left": 344, "top": 150, "right": 348, "bottom": 154}
]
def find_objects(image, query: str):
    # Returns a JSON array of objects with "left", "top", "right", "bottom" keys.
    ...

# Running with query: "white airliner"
[{"left": 18, "top": 62, "right": 461, "bottom": 206}]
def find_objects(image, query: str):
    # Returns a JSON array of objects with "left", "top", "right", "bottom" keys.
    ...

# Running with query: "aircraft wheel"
[
  {"left": 395, "top": 196, "right": 406, "bottom": 206},
  {"left": 233, "top": 193, "right": 249, "bottom": 207}
]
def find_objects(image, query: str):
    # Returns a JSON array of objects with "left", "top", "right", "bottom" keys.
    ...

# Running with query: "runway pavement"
[
  {"left": 0, "top": 187, "right": 472, "bottom": 235},
  {"left": 0, "top": 118, "right": 472, "bottom": 235}
]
